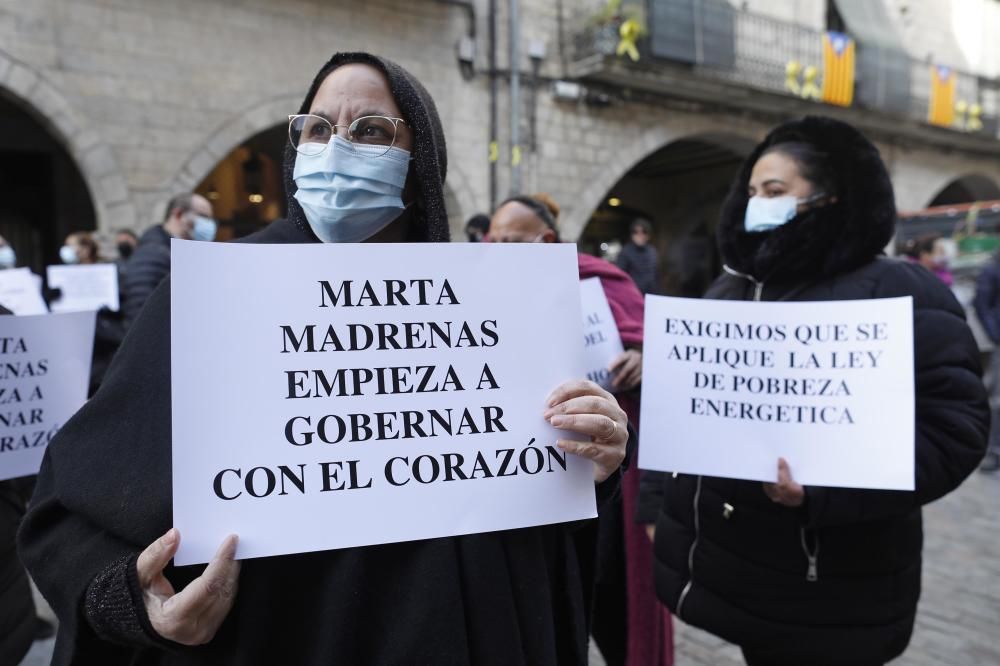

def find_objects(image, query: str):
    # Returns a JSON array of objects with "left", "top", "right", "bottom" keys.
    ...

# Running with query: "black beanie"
[{"left": 283, "top": 52, "right": 450, "bottom": 243}]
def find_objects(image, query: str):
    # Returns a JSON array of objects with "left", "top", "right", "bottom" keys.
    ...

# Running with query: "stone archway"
[
  {"left": 559, "top": 123, "right": 760, "bottom": 242},
  {"left": 571, "top": 128, "right": 758, "bottom": 296},
  {"left": 928, "top": 173, "right": 1000, "bottom": 207},
  {"left": 0, "top": 49, "right": 133, "bottom": 233},
  {"left": 161, "top": 94, "right": 302, "bottom": 226}
]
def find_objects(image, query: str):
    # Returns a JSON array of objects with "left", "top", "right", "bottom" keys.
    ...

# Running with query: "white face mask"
[
  {"left": 293, "top": 136, "right": 410, "bottom": 243},
  {"left": 0, "top": 245, "right": 14, "bottom": 269},
  {"left": 59, "top": 245, "right": 80, "bottom": 264},
  {"left": 744, "top": 194, "right": 825, "bottom": 233}
]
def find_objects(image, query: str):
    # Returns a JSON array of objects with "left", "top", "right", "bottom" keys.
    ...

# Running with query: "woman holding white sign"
[
  {"left": 19, "top": 53, "right": 628, "bottom": 665},
  {"left": 639, "top": 116, "right": 988, "bottom": 665}
]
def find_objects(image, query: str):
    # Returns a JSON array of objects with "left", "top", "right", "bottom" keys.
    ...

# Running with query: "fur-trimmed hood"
[{"left": 717, "top": 116, "right": 896, "bottom": 283}]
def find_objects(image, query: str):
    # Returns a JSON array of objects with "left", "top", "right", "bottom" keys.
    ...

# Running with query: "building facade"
[{"left": 2, "top": 0, "right": 999, "bottom": 292}]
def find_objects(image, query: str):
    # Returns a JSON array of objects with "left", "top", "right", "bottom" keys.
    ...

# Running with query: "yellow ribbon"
[
  {"left": 616, "top": 19, "right": 641, "bottom": 62},
  {"left": 511, "top": 145, "right": 522, "bottom": 167},
  {"left": 968, "top": 103, "right": 983, "bottom": 132},
  {"left": 785, "top": 60, "right": 802, "bottom": 95},
  {"left": 488, "top": 141, "right": 498, "bottom": 163},
  {"left": 801, "top": 65, "right": 821, "bottom": 100}
]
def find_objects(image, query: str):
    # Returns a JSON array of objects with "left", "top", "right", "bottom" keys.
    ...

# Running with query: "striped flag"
[
  {"left": 928, "top": 65, "right": 956, "bottom": 127},
  {"left": 821, "top": 31, "right": 855, "bottom": 107}
]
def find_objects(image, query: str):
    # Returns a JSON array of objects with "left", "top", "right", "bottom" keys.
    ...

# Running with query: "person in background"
[
  {"left": 464, "top": 213, "right": 490, "bottom": 242},
  {"left": 60, "top": 231, "right": 101, "bottom": 265},
  {"left": 902, "top": 233, "right": 953, "bottom": 287},
  {"left": 973, "top": 251, "right": 1000, "bottom": 472},
  {"left": 0, "top": 234, "right": 16, "bottom": 269},
  {"left": 121, "top": 193, "right": 214, "bottom": 328},
  {"left": 616, "top": 217, "right": 659, "bottom": 294},
  {"left": 490, "top": 193, "right": 673, "bottom": 666},
  {"left": 116, "top": 229, "right": 138, "bottom": 263},
  {"left": 52, "top": 231, "right": 126, "bottom": 394},
  {"left": 640, "top": 116, "right": 987, "bottom": 666},
  {"left": 114, "top": 229, "right": 138, "bottom": 315},
  {"left": 19, "top": 52, "right": 628, "bottom": 666}
]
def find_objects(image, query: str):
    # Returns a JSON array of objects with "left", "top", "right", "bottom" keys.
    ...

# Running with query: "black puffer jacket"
[
  {"left": 121, "top": 225, "right": 172, "bottom": 329},
  {"left": 639, "top": 117, "right": 989, "bottom": 665}
]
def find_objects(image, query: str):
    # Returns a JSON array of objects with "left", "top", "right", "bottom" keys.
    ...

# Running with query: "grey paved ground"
[
  {"left": 21, "top": 472, "right": 1000, "bottom": 666},
  {"left": 629, "top": 470, "right": 1000, "bottom": 666}
]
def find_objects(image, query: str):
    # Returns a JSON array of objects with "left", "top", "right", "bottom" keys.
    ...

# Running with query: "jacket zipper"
[
  {"left": 726, "top": 265, "right": 821, "bottom": 582},
  {"left": 678, "top": 267, "right": 783, "bottom": 614},
  {"left": 800, "top": 528, "right": 820, "bottom": 582},
  {"left": 723, "top": 264, "right": 765, "bottom": 301},
  {"left": 675, "top": 475, "right": 703, "bottom": 618},
  {"left": 677, "top": 266, "right": 763, "bottom": 617}
]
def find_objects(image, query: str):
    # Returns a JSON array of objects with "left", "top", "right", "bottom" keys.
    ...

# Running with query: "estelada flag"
[
  {"left": 821, "top": 31, "right": 855, "bottom": 107},
  {"left": 928, "top": 65, "right": 956, "bottom": 127}
]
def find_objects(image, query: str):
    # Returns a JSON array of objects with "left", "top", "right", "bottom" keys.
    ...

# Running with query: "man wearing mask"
[
  {"left": 121, "top": 193, "right": 215, "bottom": 328},
  {"left": 115, "top": 230, "right": 138, "bottom": 263}
]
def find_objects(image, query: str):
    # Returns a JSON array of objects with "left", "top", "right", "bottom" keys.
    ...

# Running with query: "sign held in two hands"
[{"left": 171, "top": 241, "right": 596, "bottom": 565}]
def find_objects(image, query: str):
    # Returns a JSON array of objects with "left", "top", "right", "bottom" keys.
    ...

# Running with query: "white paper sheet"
[
  {"left": 0, "top": 310, "right": 95, "bottom": 481},
  {"left": 639, "top": 296, "right": 915, "bottom": 490},
  {"left": 579, "top": 277, "right": 625, "bottom": 391},
  {"left": 170, "top": 240, "right": 596, "bottom": 565},
  {"left": 47, "top": 264, "right": 120, "bottom": 312},
  {"left": 0, "top": 268, "right": 48, "bottom": 315}
]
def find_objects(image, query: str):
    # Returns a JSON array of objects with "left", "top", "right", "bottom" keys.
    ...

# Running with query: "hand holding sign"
[
  {"left": 545, "top": 379, "right": 628, "bottom": 482},
  {"left": 137, "top": 529, "right": 240, "bottom": 645},
  {"left": 762, "top": 458, "right": 805, "bottom": 507},
  {"left": 609, "top": 348, "right": 642, "bottom": 391}
]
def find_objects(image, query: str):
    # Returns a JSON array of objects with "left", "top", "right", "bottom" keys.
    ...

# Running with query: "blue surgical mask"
[
  {"left": 0, "top": 246, "right": 14, "bottom": 269},
  {"left": 59, "top": 245, "right": 80, "bottom": 264},
  {"left": 192, "top": 215, "right": 217, "bottom": 242},
  {"left": 292, "top": 136, "right": 410, "bottom": 243},
  {"left": 744, "top": 194, "right": 825, "bottom": 233}
]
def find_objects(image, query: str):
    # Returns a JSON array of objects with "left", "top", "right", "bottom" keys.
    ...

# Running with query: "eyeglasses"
[{"left": 288, "top": 114, "right": 409, "bottom": 157}]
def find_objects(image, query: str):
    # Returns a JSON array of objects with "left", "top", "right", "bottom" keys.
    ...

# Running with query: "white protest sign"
[
  {"left": 47, "top": 264, "right": 120, "bottom": 313},
  {"left": 0, "top": 311, "right": 95, "bottom": 481},
  {"left": 171, "top": 240, "right": 595, "bottom": 565},
  {"left": 0, "top": 268, "right": 48, "bottom": 315},
  {"left": 639, "top": 296, "right": 914, "bottom": 490},
  {"left": 579, "top": 277, "right": 624, "bottom": 391}
]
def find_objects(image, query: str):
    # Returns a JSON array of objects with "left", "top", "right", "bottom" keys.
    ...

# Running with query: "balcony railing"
[{"left": 572, "top": 0, "right": 1000, "bottom": 139}]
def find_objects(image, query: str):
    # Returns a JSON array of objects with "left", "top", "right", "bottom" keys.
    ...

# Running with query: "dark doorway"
[
  {"left": 928, "top": 174, "right": 1000, "bottom": 207},
  {"left": 196, "top": 125, "right": 288, "bottom": 240},
  {"left": 578, "top": 135, "right": 752, "bottom": 296},
  {"left": 0, "top": 93, "right": 97, "bottom": 274}
]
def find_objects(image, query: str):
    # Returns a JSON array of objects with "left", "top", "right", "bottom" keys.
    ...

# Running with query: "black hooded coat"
[
  {"left": 637, "top": 117, "right": 989, "bottom": 665},
  {"left": 18, "top": 53, "right": 600, "bottom": 666}
]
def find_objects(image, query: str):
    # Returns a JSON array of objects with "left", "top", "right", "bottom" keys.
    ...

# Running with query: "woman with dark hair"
[
  {"left": 902, "top": 233, "right": 954, "bottom": 286},
  {"left": 640, "top": 117, "right": 988, "bottom": 666},
  {"left": 61, "top": 231, "right": 101, "bottom": 265},
  {"left": 18, "top": 53, "right": 628, "bottom": 665}
]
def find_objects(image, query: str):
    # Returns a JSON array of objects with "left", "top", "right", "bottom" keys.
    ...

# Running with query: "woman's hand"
[
  {"left": 136, "top": 528, "right": 241, "bottom": 645},
  {"left": 544, "top": 380, "right": 628, "bottom": 482},
  {"left": 608, "top": 349, "right": 642, "bottom": 392},
  {"left": 762, "top": 457, "right": 805, "bottom": 508}
]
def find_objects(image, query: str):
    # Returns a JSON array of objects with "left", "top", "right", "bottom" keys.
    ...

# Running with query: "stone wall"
[{"left": 0, "top": 0, "right": 996, "bottom": 245}]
